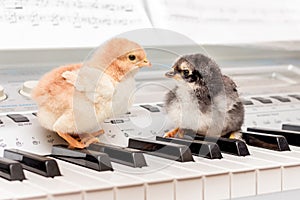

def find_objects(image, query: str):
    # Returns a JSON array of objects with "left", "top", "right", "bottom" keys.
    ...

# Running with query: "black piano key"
[
  {"left": 251, "top": 97, "right": 272, "bottom": 104},
  {"left": 241, "top": 99, "right": 254, "bottom": 105},
  {"left": 190, "top": 135, "right": 250, "bottom": 156},
  {"left": 247, "top": 127, "right": 300, "bottom": 147},
  {"left": 0, "top": 157, "right": 26, "bottom": 181},
  {"left": 270, "top": 96, "right": 291, "bottom": 102},
  {"left": 87, "top": 143, "right": 147, "bottom": 168},
  {"left": 128, "top": 138, "right": 194, "bottom": 162},
  {"left": 288, "top": 94, "right": 300, "bottom": 101},
  {"left": 242, "top": 131, "right": 290, "bottom": 151},
  {"left": 140, "top": 105, "right": 160, "bottom": 112},
  {"left": 282, "top": 124, "right": 300, "bottom": 132},
  {"left": 4, "top": 149, "right": 61, "bottom": 177},
  {"left": 51, "top": 145, "right": 113, "bottom": 171},
  {"left": 6, "top": 114, "right": 29, "bottom": 123},
  {"left": 156, "top": 136, "right": 222, "bottom": 159}
]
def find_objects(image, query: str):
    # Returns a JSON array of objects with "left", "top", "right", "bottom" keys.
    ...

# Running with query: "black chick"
[{"left": 164, "top": 53, "right": 244, "bottom": 138}]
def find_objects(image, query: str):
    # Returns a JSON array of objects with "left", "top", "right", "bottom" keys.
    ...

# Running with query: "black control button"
[
  {"left": 241, "top": 99, "right": 254, "bottom": 105},
  {"left": 282, "top": 123, "right": 300, "bottom": 132},
  {"left": 251, "top": 97, "right": 272, "bottom": 104},
  {"left": 110, "top": 119, "right": 124, "bottom": 124},
  {"left": 0, "top": 119, "right": 3, "bottom": 124},
  {"left": 140, "top": 105, "right": 160, "bottom": 112},
  {"left": 288, "top": 94, "right": 300, "bottom": 101},
  {"left": 7, "top": 114, "right": 29, "bottom": 123},
  {"left": 270, "top": 96, "right": 291, "bottom": 102}
]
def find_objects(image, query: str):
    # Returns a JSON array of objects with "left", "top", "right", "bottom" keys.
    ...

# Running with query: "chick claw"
[
  {"left": 90, "top": 129, "right": 105, "bottom": 137},
  {"left": 57, "top": 131, "right": 86, "bottom": 149},
  {"left": 80, "top": 135, "right": 100, "bottom": 147},
  {"left": 57, "top": 131, "right": 103, "bottom": 149},
  {"left": 229, "top": 131, "right": 243, "bottom": 140},
  {"left": 164, "top": 127, "right": 185, "bottom": 138}
]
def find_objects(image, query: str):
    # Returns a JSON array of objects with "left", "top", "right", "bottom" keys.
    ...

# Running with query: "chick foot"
[
  {"left": 90, "top": 129, "right": 105, "bottom": 137},
  {"left": 228, "top": 131, "right": 243, "bottom": 140},
  {"left": 57, "top": 130, "right": 104, "bottom": 149},
  {"left": 57, "top": 131, "right": 86, "bottom": 149},
  {"left": 78, "top": 133, "right": 100, "bottom": 147},
  {"left": 77, "top": 130, "right": 104, "bottom": 148},
  {"left": 164, "top": 127, "right": 179, "bottom": 138},
  {"left": 164, "top": 127, "right": 185, "bottom": 138}
]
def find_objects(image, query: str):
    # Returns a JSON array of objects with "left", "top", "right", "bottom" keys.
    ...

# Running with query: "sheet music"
[
  {"left": 1, "top": 0, "right": 300, "bottom": 49},
  {"left": 0, "top": 0, "right": 152, "bottom": 49},
  {"left": 145, "top": 0, "right": 300, "bottom": 45}
]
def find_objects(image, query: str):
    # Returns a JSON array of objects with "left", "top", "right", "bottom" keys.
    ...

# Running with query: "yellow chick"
[{"left": 31, "top": 38, "right": 151, "bottom": 148}]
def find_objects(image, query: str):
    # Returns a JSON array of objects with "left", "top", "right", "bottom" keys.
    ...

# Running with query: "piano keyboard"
[
  {"left": 1, "top": 126, "right": 300, "bottom": 200},
  {"left": 0, "top": 63, "right": 299, "bottom": 199},
  {"left": 0, "top": 92, "right": 300, "bottom": 200}
]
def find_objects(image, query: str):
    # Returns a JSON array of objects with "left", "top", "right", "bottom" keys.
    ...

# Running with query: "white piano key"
[
  {"left": 143, "top": 154, "right": 230, "bottom": 200},
  {"left": 23, "top": 170, "right": 82, "bottom": 200},
  {"left": 0, "top": 178, "right": 47, "bottom": 200},
  {"left": 112, "top": 162, "right": 174, "bottom": 200},
  {"left": 193, "top": 156, "right": 256, "bottom": 199},
  {"left": 248, "top": 146, "right": 300, "bottom": 191},
  {"left": 176, "top": 162, "right": 230, "bottom": 200},
  {"left": 289, "top": 145, "right": 300, "bottom": 152},
  {"left": 249, "top": 145, "right": 300, "bottom": 160},
  {"left": 0, "top": 188, "right": 14, "bottom": 200},
  {"left": 114, "top": 155, "right": 204, "bottom": 200},
  {"left": 143, "top": 156, "right": 204, "bottom": 200},
  {"left": 144, "top": 182, "right": 173, "bottom": 200},
  {"left": 51, "top": 160, "right": 145, "bottom": 200},
  {"left": 53, "top": 159, "right": 115, "bottom": 200},
  {"left": 221, "top": 153, "right": 282, "bottom": 196},
  {"left": 90, "top": 152, "right": 228, "bottom": 200}
]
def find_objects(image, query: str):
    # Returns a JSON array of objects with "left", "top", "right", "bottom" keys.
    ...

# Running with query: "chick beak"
[
  {"left": 165, "top": 70, "right": 182, "bottom": 80},
  {"left": 138, "top": 58, "right": 151, "bottom": 67},
  {"left": 165, "top": 70, "right": 175, "bottom": 78}
]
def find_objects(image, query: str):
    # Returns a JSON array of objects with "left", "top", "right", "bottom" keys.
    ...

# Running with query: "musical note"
[
  {"left": 0, "top": 0, "right": 152, "bottom": 49},
  {"left": 0, "top": 0, "right": 150, "bottom": 27},
  {"left": 30, "top": 12, "right": 39, "bottom": 26}
]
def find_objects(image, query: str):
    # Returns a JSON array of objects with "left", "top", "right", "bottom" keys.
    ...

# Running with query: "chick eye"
[
  {"left": 182, "top": 69, "right": 190, "bottom": 76},
  {"left": 128, "top": 54, "right": 136, "bottom": 61}
]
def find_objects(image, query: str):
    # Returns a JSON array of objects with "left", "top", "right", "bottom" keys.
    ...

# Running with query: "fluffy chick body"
[
  {"left": 32, "top": 38, "right": 150, "bottom": 148},
  {"left": 164, "top": 54, "right": 244, "bottom": 137}
]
